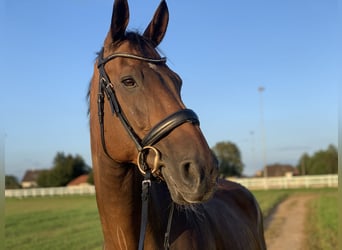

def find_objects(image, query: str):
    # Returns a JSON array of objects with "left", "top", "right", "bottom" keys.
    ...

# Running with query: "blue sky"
[{"left": 0, "top": 0, "right": 338, "bottom": 178}]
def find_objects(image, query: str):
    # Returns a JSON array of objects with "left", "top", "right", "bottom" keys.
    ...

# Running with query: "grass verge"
[{"left": 304, "top": 189, "right": 338, "bottom": 250}]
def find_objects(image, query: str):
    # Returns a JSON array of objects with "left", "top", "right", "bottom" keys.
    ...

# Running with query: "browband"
[{"left": 98, "top": 50, "right": 167, "bottom": 67}]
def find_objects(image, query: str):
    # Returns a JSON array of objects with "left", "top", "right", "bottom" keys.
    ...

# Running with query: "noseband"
[{"left": 97, "top": 48, "right": 199, "bottom": 250}]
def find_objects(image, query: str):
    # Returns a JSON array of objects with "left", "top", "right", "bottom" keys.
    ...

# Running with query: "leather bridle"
[
  {"left": 97, "top": 48, "right": 199, "bottom": 174},
  {"left": 96, "top": 48, "right": 200, "bottom": 250}
]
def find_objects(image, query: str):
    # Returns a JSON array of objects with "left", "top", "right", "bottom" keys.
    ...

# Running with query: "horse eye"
[{"left": 121, "top": 78, "right": 137, "bottom": 88}]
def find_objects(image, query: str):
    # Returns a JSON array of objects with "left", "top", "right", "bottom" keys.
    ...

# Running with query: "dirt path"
[{"left": 264, "top": 194, "right": 315, "bottom": 250}]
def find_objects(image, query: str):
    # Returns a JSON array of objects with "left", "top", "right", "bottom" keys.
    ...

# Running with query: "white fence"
[
  {"left": 229, "top": 174, "right": 338, "bottom": 190},
  {"left": 5, "top": 185, "right": 96, "bottom": 198},
  {"left": 5, "top": 174, "right": 338, "bottom": 198}
]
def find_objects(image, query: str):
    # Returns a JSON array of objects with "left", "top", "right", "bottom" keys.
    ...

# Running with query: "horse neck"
[
  {"left": 94, "top": 158, "right": 171, "bottom": 249},
  {"left": 93, "top": 159, "right": 140, "bottom": 248}
]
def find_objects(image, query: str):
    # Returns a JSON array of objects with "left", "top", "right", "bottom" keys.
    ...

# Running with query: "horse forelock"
[{"left": 109, "top": 31, "right": 164, "bottom": 58}]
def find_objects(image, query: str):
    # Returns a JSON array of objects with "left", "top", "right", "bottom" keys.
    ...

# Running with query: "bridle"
[
  {"left": 97, "top": 48, "right": 199, "bottom": 174},
  {"left": 96, "top": 48, "right": 200, "bottom": 250}
]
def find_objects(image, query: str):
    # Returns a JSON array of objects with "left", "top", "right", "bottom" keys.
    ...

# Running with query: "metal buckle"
[
  {"left": 142, "top": 179, "right": 152, "bottom": 186},
  {"left": 137, "top": 146, "right": 161, "bottom": 175}
]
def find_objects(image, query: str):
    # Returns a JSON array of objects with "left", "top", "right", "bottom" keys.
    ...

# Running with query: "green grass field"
[
  {"left": 5, "top": 196, "right": 103, "bottom": 250},
  {"left": 5, "top": 188, "right": 337, "bottom": 249},
  {"left": 305, "top": 190, "right": 338, "bottom": 250}
]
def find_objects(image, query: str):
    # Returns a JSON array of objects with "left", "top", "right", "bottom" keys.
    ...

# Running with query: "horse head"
[{"left": 91, "top": 0, "right": 218, "bottom": 205}]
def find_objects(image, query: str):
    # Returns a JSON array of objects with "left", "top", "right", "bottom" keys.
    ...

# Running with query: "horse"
[{"left": 88, "top": 0, "right": 266, "bottom": 249}]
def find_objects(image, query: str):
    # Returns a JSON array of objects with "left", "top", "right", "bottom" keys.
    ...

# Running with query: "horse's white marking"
[
  {"left": 148, "top": 62, "right": 158, "bottom": 71},
  {"left": 116, "top": 227, "right": 128, "bottom": 250}
]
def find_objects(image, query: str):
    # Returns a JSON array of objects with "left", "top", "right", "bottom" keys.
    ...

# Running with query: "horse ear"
[
  {"left": 105, "top": 0, "right": 129, "bottom": 45},
  {"left": 143, "top": 0, "right": 169, "bottom": 47}
]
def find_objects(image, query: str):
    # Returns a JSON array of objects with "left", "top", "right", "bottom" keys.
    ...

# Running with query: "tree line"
[
  {"left": 5, "top": 152, "right": 92, "bottom": 189},
  {"left": 211, "top": 141, "right": 337, "bottom": 178},
  {"left": 37, "top": 152, "right": 91, "bottom": 187},
  {"left": 296, "top": 144, "right": 337, "bottom": 175}
]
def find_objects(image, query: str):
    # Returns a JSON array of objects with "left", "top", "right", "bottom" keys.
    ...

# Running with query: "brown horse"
[{"left": 88, "top": 0, "right": 266, "bottom": 249}]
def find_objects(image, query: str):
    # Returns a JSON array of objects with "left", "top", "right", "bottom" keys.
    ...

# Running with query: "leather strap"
[
  {"left": 142, "top": 109, "right": 199, "bottom": 146},
  {"left": 138, "top": 171, "right": 152, "bottom": 250},
  {"left": 163, "top": 202, "right": 174, "bottom": 249}
]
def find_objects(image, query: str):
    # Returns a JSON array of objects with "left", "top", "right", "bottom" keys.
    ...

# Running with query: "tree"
[
  {"left": 212, "top": 141, "right": 244, "bottom": 178},
  {"left": 296, "top": 144, "right": 337, "bottom": 175},
  {"left": 37, "top": 170, "right": 54, "bottom": 187},
  {"left": 5, "top": 175, "right": 21, "bottom": 189},
  {"left": 298, "top": 153, "right": 310, "bottom": 175},
  {"left": 37, "top": 152, "right": 90, "bottom": 187}
]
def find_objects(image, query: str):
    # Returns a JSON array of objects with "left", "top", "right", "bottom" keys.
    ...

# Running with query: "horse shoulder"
[
  {"left": 217, "top": 179, "right": 262, "bottom": 223},
  {"left": 201, "top": 179, "right": 266, "bottom": 249}
]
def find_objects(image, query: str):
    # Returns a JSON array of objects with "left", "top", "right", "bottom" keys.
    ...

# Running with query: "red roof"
[{"left": 67, "top": 174, "right": 89, "bottom": 186}]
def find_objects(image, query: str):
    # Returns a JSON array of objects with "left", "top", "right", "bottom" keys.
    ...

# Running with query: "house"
[
  {"left": 67, "top": 174, "right": 90, "bottom": 186},
  {"left": 255, "top": 164, "right": 298, "bottom": 177},
  {"left": 21, "top": 169, "right": 43, "bottom": 188}
]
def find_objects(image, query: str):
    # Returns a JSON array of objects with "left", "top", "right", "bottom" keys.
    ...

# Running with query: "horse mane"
[{"left": 117, "top": 31, "right": 161, "bottom": 56}]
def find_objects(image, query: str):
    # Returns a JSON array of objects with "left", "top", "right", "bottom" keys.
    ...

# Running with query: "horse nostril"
[
  {"left": 181, "top": 161, "right": 204, "bottom": 184},
  {"left": 182, "top": 161, "right": 192, "bottom": 179}
]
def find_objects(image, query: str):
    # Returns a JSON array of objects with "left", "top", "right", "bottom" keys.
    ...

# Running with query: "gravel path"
[{"left": 264, "top": 194, "right": 315, "bottom": 250}]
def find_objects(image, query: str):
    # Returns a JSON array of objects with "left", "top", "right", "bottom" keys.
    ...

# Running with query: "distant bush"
[
  {"left": 37, "top": 152, "right": 90, "bottom": 187},
  {"left": 5, "top": 175, "right": 21, "bottom": 189},
  {"left": 297, "top": 145, "right": 337, "bottom": 175}
]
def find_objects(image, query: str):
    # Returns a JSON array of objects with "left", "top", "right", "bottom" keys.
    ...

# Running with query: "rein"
[{"left": 97, "top": 48, "right": 199, "bottom": 250}]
